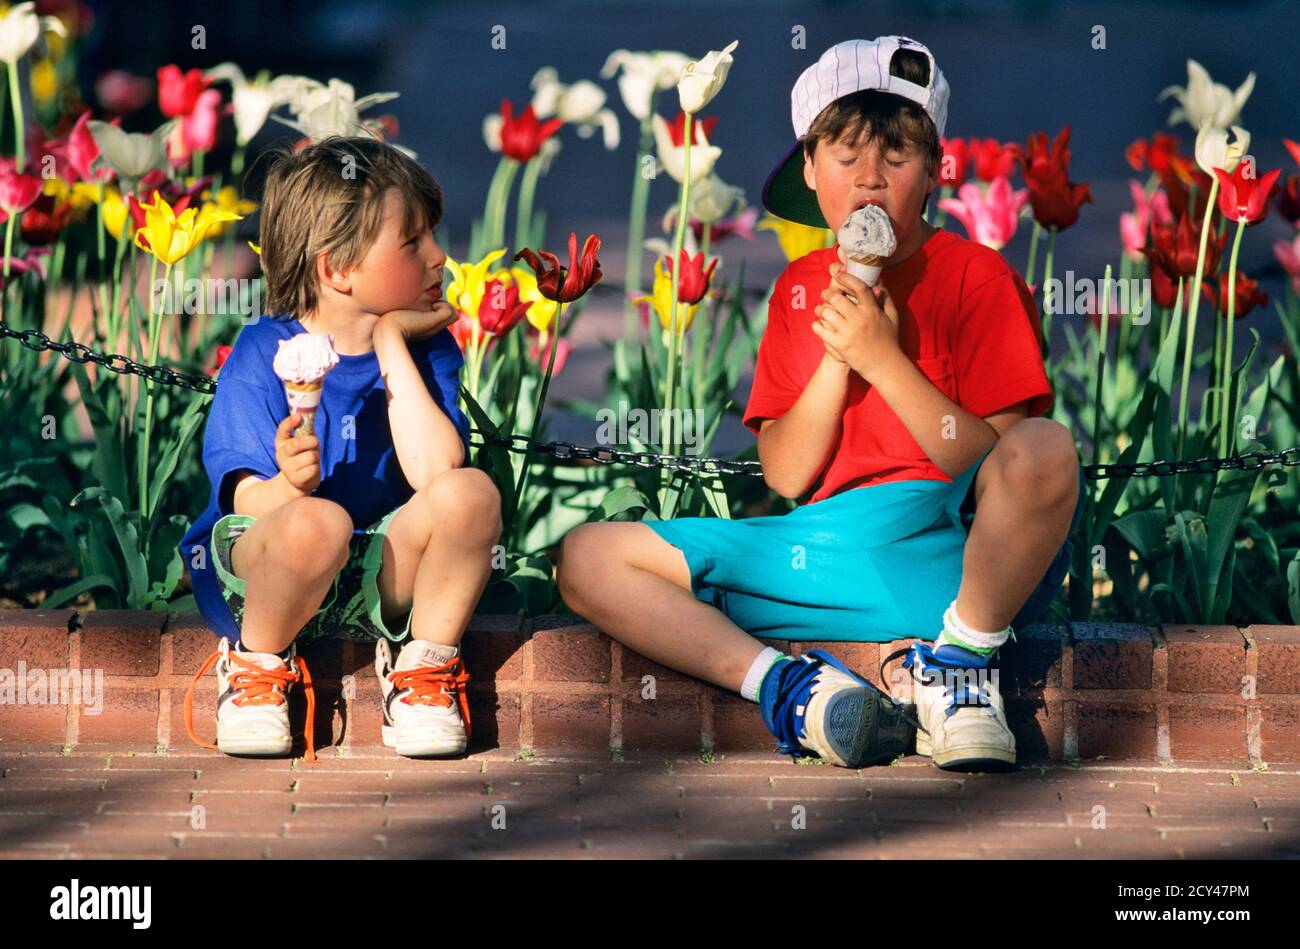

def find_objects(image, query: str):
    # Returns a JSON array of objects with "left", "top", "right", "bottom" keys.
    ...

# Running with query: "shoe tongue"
[
  {"left": 932, "top": 643, "right": 990, "bottom": 668},
  {"left": 395, "top": 641, "right": 458, "bottom": 672},
  {"left": 235, "top": 649, "right": 288, "bottom": 672}
]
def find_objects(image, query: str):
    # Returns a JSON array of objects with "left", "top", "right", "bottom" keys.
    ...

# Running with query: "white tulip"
[
  {"left": 680, "top": 173, "right": 746, "bottom": 225},
  {"left": 529, "top": 67, "right": 620, "bottom": 150},
  {"left": 1194, "top": 124, "right": 1250, "bottom": 176},
  {"left": 0, "top": 2, "right": 66, "bottom": 66},
  {"left": 600, "top": 49, "right": 693, "bottom": 122},
  {"left": 87, "top": 120, "right": 173, "bottom": 182},
  {"left": 274, "top": 77, "right": 402, "bottom": 143},
  {"left": 1159, "top": 59, "right": 1255, "bottom": 130},
  {"left": 677, "top": 39, "right": 738, "bottom": 114},
  {"left": 207, "top": 64, "right": 317, "bottom": 146},
  {"left": 652, "top": 113, "right": 721, "bottom": 185}
]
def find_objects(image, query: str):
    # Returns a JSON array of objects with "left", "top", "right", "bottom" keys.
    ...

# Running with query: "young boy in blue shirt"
[
  {"left": 179, "top": 137, "right": 502, "bottom": 761},
  {"left": 557, "top": 37, "right": 1085, "bottom": 771}
]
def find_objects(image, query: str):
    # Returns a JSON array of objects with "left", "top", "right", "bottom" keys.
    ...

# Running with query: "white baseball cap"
[{"left": 761, "top": 36, "right": 950, "bottom": 228}]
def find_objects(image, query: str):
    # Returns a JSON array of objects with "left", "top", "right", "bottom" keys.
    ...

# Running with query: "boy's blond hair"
[{"left": 258, "top": 136, "right": 443, "bottom": 318}]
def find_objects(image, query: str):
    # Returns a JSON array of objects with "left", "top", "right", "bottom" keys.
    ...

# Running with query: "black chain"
[{"left": 3, "top": 319, "right": 1295, "bottom": 482}]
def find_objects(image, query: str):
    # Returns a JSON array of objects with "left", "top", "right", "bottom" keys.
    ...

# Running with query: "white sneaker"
[
  {"left": 374, "top": 639, "right": 470, "bottom": 757},
  {"left": 213, "top": 638, "right": 297, "bottom": 756},
  {"left": 897, "top": 641, "right": 1016, "bottom": 770}
]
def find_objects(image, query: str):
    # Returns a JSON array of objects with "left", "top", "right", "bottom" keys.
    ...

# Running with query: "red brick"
[
  {"left": 0, "top": 610, "right": 72, "bottom": 668},
  {"left": 1259, "top": 702, "right": 1300, "bottom": 762},
  {"left": 620, "top": 647, "right": 690, "bottom": 684},
  {"left": 1245, "top": 626, "right": 1300, "bottom": 694},
  {"left": 1006, "top": 697, "right": 1065, "bottom": 761},
  {"left": 1077, "top": 704, "right": 1157, "bottom": 759},
  {"left": 166, "top": 614, "right": 222, "bottom": 676},
  {"left": 531, "top": 694, "right": 609, "bottom": 750},
  {"left": 342, "top": 684, "right": 385, "bottom": 746},
  {"left": 467, "top": 689, "right": 520, "bottom": 750},
  {"left": 79, "top": 611, "right": 164, "bottom": 676},
  {"left": 1002, "top": 627, "right": 1064, "bottom": 693},
  {"left": 621, "top": 692, "right": 703, "bottom": 752},
  {"left": 461, "top": 628, "right": 526, "bottom": 681},
  {"left": 531, "top": 622, "right": 610, "bottom": 683},
  {"left": 1167, "top": 704, "right": 1248, "bottom": 762},
  {"left": 1072, "top": 625, "right": 1153, "bottom": 690},
  {"left": 0, "top": 703, "right": 67, "bottom": 743},
  {"left": 169, "top": 686, "right": 219, "bottom": 753},
  {"left": 79, "top": 688, "right": 158, "bottom": 744},
  {"left": 794, "top": 642, "right": 881, "bottom": 688},
  {"left": 1163, "top": 625, "right": 1248, "bottom": 693},
  {"left": 711, "top": 689, "right": 776, "bottom": 752}
]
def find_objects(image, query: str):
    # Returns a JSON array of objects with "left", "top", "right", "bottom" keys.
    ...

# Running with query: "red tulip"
[
  {"left": 498, "top": 99, "right": 563, "bottom": 163},
  {"left": 1148, "top": 261, "right": 1183, "bottom": 309},
  {"left": 1203, "top": 270, "right": 1268, "bottom": 320},
  {"left": 19, "top": 194, "right": 73, "bottom": 245},
  {"left": 1145, "top": 210, "right": 1226, "bottom": 280},
  {"left": 663, "top": 249, "right": 718, "bottom": 305},
  {"left": 95, "top": 70, "right": 153, "bottom": 116},
  {"left": 969, "top": 138, "right": 1016, "bottom": 183},
  {"left": 528, "top": 333, "right": 571, "bottom": 376},
  {"left": 448, "top": 310, "right": 486, "bottom": 353},
  {"left": 478, "top": 276, "right": 531, "bottom": 335},
  {"left": 668, "top": 111, "right": 717, "bottom": 148},
  {"left": 938, "top": 136, "right": 970, "bottom": 188},
  {"left": 0, "top": 161, "right": 44, "bottom": 217},
  {"left": 1213, "top": 164, "right": 1282, "bottom": 225},
  {"left": 1015, "top": 126, "right": 1091, "bottom": 230},
  {"left": 66, "top": 110, "right": 111, "bottom": 183},
  {"left": 1273, "top": 139, "right": 1300, "bottom": 224},
  {"left": 210, "top": 345, "right": 234, "bottom": 377},
  {"left": 1126, "top": 132, "right": 1181, "bottom": 177},
  {"left": 513, "top": 232, "right": 602, "bottom": 302},
  {"left": 157, "top": 65, "right": 211, "bottom": 118}
]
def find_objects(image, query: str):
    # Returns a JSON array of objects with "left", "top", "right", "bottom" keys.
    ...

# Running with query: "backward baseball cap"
[{"left": 760, "top": 36, "right": 950, "bottom": 228}]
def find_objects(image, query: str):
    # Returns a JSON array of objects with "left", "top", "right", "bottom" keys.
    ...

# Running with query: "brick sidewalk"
[{"left": 2, "top": 747, "right": 1298, "bottom": 859}]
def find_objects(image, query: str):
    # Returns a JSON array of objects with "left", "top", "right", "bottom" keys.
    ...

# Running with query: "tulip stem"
[
  {"left": 1025, "top": 222, "right": 1042, "bottom": 288},
  {"left": 7, "top": 59, "right": 24, "bottom": 171},
  {"left": 515, "top": 156, "right": 542, "bottom": 258},
  {"left": 139, "top": 260, "right": 170, "bottom": 523},
  {"left": 1092, "top": 265, "right": 1112, "bottom": 466},
  {"left": 2, "top": 214, "right": 14, "bottom": 282},
  {"left": 1176, "top": 176, "right": 1220, "bottom": 459},
  {"left": 1040, "top": 227, "right": 1056, "bottom": 370},
  {"left": 663, "top": 113, "right": 694, "bottom": 463},
  {"left": 1218, "top": 216, "right": 1247, "bottom": 458},
  {"left": 624, "top": 98, "right": 658, "bottom": 341},
  {"left": 512, "top": 304, "right": 565, "bottom": 544}
]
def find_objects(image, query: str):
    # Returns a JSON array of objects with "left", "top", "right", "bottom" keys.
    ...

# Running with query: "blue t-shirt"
[{"left": 178, "top": 315, "right": 470, "bottom": 639}]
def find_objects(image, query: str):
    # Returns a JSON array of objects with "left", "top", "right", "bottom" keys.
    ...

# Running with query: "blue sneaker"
[
  {"left": 886, "top": 642, "right": 1016, "bottom": 771},
  {"left": 761, "top": 650, "right": 916, "bottom": 768}
]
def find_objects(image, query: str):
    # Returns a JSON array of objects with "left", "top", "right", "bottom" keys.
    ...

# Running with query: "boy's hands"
[
  {"left": 275, "top": 412, "right": 321, "bottom": 494},
  {"left": 812, "top": 257, "right": 904, "bottom": 386},
  {"left": 377, "top": 302, "right": 457, "bottom": 344}
]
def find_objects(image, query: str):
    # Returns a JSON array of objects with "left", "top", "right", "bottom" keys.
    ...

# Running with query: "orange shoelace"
[
  {"left": 183, "top": 648, "right": 317, "bottom": 763},
  {"left": 388, "top": 657, "right": 472, "bottom": 740}
]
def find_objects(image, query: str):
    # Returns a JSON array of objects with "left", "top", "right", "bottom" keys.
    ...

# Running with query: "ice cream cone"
[
  {"left": 284, "top": 379, "right": 323, "bottom": 436},
  {"left": 846, "top": 254, "right": 885, "bottom": 286}
]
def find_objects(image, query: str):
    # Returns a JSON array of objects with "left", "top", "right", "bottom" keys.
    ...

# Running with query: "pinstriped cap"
[{"left": 762, "top": 37, "right": 950, "bottom": 228}]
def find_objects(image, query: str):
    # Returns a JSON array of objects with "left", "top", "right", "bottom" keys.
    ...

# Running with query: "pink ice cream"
[{"left": 273, "top": 333, "right": 338, "bottom": 437}]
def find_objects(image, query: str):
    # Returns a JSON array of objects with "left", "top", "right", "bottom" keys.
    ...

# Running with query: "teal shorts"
[
  {"left": 644, "top": 444, "right": 1086, "bottom": 643},
  {"left": 210, "top": 504, "right": 414, "bottom": 646}
]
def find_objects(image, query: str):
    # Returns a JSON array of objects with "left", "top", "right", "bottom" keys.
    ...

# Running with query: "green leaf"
[
  {"left": 146, "top": 392, "right": 211, "bottom": 533},
  {"left": 42, "top": 573, "right": 119, "bottom": 609},
  {"left": 72, "top": 486, "right": 148, "bottom": 608},
  {"left": 68, "top": 359, "right": 130, "bottom": 507}
]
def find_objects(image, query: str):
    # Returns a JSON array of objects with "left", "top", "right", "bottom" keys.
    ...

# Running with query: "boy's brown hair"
[
  {"left": 801, "top": 48, "right": 942, "bottom": 210},
  {"left": 258, "top": 136, "right": 443, "bottom": 318}
]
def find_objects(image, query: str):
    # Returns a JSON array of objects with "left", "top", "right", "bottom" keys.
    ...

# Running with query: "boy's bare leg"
[
  {"left": 953, "top": 418, "right": 1079, "bottom": 632},
  {"left": 557, "top": 522, "right": 765, "bottom": 692},
  {"left": 375, "top": 467, "right": 503, "bottom": 646},
  {"left": 230, "top": 497, "right": 354, "bottom": 654}
]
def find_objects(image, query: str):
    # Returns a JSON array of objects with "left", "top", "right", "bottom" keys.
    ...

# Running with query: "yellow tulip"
[
  {"left": 757, "top": 213, "right": 834, "bottom": 262},
  {"left": 97, "top": 185, "right": 128, "bottom": 240},
  {"left": 444, "top": 247, "right": 506, "bottom": 318},
  {"left": 200, "top": 185, "right": 258, "bottom": 239},
  {"left": 511, "top": 265, "right": 559, "bottom": 334},
  {"left": 43, "top": 177, "right": 95, "bottom": 216},
  {"left": 633, "top": 257, "right": 700, "bottom": 336},
  {"left": 30, "top": 57, "right": 57, "bottom": 106},
  {"left": 133, "top": 193, "right": 241, "bottom": 266}
]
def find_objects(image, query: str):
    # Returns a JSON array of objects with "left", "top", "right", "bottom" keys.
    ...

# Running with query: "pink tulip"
[
  {"left": 1275, "top": 231, "right": 1300, "bottom": 296},
  {"left": 529, "top": 334, "right": 572, "bottom": 376},
  {"left": 937, "top": 177, "right": 1028, "bottom": 250},
  {"left": 67, "top": 111, "right": 112, "bottom": 183},
  {"left": 0, "top": 246, "right": 51, "bottom": 287},
  {"left": 0, "top": 160, "right": 44, "bottom": 218},
  {"left": 95, "top": 70, "right": 153, "bottom": 116},
  {"left": 1119, "top": 179, "right": 1172, "bottom": 261},
  {"left": 167, "top": 89, "right": 224, "bottom": 166}
]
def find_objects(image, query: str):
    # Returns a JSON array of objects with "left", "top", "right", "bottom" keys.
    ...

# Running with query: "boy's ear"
[
  {"left": 316, "top": 250, "right": 351, "bottom": 295},
  {"left": 803, "top": 151, "right": 816, "bottom": 192}
]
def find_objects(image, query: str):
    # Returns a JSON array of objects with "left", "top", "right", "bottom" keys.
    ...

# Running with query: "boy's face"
[
  {"left": 344, "top": 188, "right": 449, "bottom": 316},
  {"left": 803, "top": 128, "right": 938, "bottom": 252}
]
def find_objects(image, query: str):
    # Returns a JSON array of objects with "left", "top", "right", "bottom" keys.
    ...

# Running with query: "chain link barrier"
[{"left": 5, "top": 319, "right": 1296, "bottom": 482}]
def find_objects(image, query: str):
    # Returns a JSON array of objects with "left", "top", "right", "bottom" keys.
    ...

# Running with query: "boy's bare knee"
[
  {"left": 557, "top": 524, "right": 606, "bottom": 602},
  {"left": 419, "top": 468, "right": 503, "bottom": 544},
  {"left": 277, "top": 497, "right": 353, "bottom": 568}
]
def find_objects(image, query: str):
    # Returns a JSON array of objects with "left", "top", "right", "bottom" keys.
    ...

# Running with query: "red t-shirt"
[{"left": 742, "top": 229, "right": 1053, "bottom": 503}]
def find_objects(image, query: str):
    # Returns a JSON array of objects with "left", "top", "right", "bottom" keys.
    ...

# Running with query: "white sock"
[
  {"left": 936, "top": 601, "right": 1011, "bottom": 655},
  {"left": 740, "top": 646, "right": 786, "bottom": 702}
]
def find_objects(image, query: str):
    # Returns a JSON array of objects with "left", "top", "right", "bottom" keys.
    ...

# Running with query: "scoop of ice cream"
[
  {"left": 837, "top": 204, "right": 897, "bottom": 261},
  {"left": 273, "top": 333, "right": 339, "bottom": 385}
]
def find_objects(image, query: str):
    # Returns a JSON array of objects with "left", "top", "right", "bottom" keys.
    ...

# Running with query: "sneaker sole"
[
  {"left": 803, "top": 687, "right": 892, "bottom": 769},
  {"left": 382, "top": 724, "right": 467, "bottom": 758},
  {"left": 217, "top": 735, "right": 292, "bottom": 756}
]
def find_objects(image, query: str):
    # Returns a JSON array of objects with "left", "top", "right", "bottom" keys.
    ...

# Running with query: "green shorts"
[{"left": 210, "top": 505, "right": 413, "bottom": 647}]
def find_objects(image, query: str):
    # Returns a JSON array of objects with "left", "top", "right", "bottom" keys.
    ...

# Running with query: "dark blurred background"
[{"left": 68, "top": 0, "right": 1300, "bottom": 447}]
